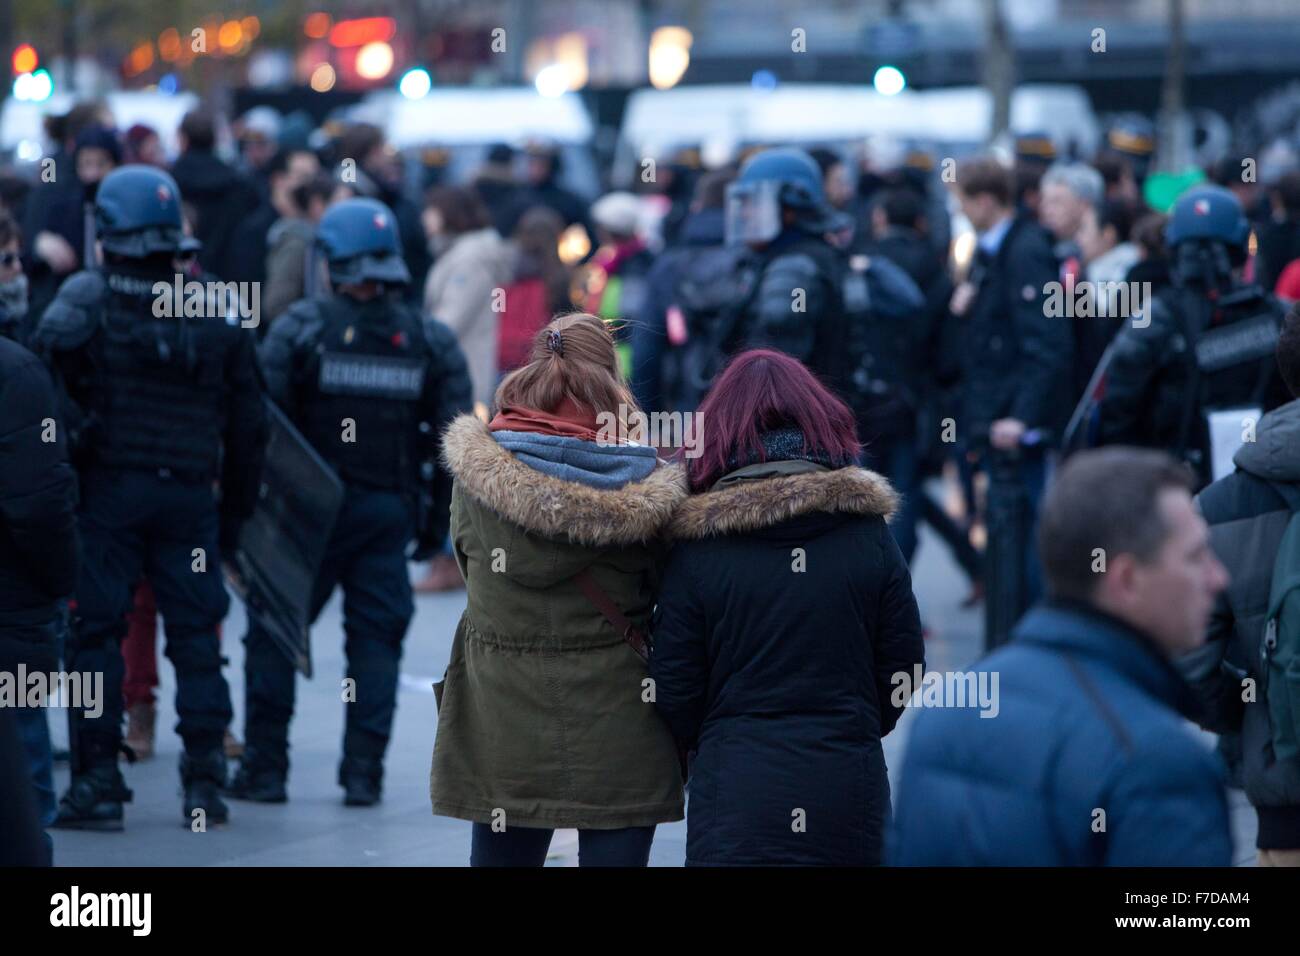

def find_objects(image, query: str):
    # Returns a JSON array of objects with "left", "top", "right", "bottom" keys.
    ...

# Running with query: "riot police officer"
[
  {"left": 1098, "top": 185, "right": 1289, "bottom": 488},
  {"left": 230, "top": 198, "right": 471, "bottom": 806},
  {"left": 32, "top": 165, "right": 268, "bottom": 829},
  {"left": 723, "top": 147, "right": 923, "bottom": 432}
]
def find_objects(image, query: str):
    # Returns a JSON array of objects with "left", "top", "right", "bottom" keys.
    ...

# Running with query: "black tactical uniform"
[
  {"left": 230, "top": 197, "right": 471, "bottom": 806},
  {"left": 1099, "top": 185, "right": 1288, "bottom": 488},
  {"left": 32, "top": 165, "right": 267, "bottom": 830}
]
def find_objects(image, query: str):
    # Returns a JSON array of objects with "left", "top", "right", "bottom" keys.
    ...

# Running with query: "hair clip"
[{"left": 546, "top": 329, "right": 565, "bottom": 356}]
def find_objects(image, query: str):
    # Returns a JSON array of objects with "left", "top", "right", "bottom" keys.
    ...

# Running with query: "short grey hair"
[{"left": 1041, "top": 162, "right": 1105, "bottom": 206}]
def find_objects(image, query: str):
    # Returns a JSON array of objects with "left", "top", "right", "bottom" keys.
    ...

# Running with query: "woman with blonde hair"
[{"left": 430, "top": 312, "right": 686, "bottom": 866}]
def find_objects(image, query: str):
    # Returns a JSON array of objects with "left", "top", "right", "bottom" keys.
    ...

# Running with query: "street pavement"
[{"left": 48, "top": 507, "right": 1257, "bottom": 866}]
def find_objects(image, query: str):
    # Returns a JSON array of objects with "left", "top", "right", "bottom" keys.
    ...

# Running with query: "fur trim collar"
[
  {"left": 442, "top": 415, "right": 687, "bottom": 547},
  {"left": 669, "top": 467, "right": 897, "bottom": 541}
]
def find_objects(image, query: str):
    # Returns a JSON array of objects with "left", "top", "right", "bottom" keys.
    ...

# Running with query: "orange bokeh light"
[
  {"left": 12, "top": 43, "right": 37, "bottom": 74},
  {"left": 158, "top": 28, "right": 182, "bottom": 62},
  {"left": 218, "top": 20, "right": 243, "bottom": 50},
  {"left": 328, "top": 17, "right": 395, "bottom": 48},
  {"left": 304, "top": 12, "right": 331, "bottom": 40}
]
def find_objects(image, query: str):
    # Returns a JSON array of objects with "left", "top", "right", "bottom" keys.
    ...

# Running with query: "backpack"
[
  {"left": 668, "top": 244, "right": 751, "bottom": 410},
  {"left": 838, "top": 252, "right": 925, "bottom": 437},
  {"left": 1261, "top": 482, "right": 1300, "bottom": 762}
]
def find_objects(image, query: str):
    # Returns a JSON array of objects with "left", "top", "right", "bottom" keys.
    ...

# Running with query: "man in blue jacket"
[{"left": 890, "top": 446, "right": 1233, "bottom": 865}]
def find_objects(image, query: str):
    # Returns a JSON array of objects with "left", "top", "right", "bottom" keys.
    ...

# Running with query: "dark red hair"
[{"left": 686, "top": 349, "right": 861, "bottom": 491}]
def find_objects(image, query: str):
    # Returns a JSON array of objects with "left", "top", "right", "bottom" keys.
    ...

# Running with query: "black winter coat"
[
  {"left": 960, "top": 215, "right": 1072, "bottom": 446},
  {"left": 651, "top": 466, "right": 924, "bottom": 865},
  {"left": 0, "top": 336, "right": 77, "bottom": 664},
  {"left": 171, "top": 150, "right": 262, "bottom": 283}
]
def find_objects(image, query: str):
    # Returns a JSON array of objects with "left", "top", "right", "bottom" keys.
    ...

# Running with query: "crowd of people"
[{"left": 4, "top": 97, "right": 1300, "bottom": 867}]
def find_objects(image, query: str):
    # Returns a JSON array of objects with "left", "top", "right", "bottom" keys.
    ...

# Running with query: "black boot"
[
  {"left": 180, "top": 749, "right": 230, "bottom": 827},
  {"left": 53, "top": 760, "right": 132, "bottom": 832},
  {"left": 224, "top": 745, "right": 288, "bottom": 803},
  {"left": 339, "top": 754, "right": 383, "bottom": 807}
]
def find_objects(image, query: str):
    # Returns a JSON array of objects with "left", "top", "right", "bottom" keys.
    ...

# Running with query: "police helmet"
[
  {"left": 725, "top": 147, "right": 843, "bottom": 245},
  {"left": 1166, "top": 185, "right": 1251, "bottom": 289},
  {"left": 94, "top": 165, "right": 191, "bottom": 258},
  {"left": 1165, "top": 185, "right": 1250, "bottom": 248},
  {"left": 316, "top": 198, "right": 410, "bottom": 287}
]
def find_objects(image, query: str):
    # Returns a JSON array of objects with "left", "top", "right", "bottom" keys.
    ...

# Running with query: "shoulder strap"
[
  {"left": 1063, "top": 653, "right": 1134, "bottom": 755},
  {"left": 573, "top": 568, "right": 649, "bottom": 662}
]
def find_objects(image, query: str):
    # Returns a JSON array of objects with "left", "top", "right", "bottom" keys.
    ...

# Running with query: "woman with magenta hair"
[{"left": 651, "top": 349, "right": 924, "bottom": 866}]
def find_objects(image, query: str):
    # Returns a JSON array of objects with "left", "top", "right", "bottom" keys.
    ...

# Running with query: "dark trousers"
[
  {"left": 875, "top": 439, "right": 983, "bottom": 583},
  {"left": 244, "top": 488, "right": 413, "bottom": 770},
  {"left": 470, "top": 823, "right": 657, "bottom": 867},
  {"left": 72, "top": 469, "right": 231, "bottom": 755}
]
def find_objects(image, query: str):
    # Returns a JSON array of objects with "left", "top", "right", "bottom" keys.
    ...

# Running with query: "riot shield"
[{"left": 230, "top": 400, "right": 343, "bottom": 677}]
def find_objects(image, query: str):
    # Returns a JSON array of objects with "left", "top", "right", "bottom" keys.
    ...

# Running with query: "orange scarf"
[{"left": 488, "top": 398, "right": 602, "bottom": 442}]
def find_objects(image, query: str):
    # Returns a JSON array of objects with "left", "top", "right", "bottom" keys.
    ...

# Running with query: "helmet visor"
[
  {"left": 330, "top": 252, "right": 410, "bottom": 287},
  {"left": 725, "top": 180, "right": 783, "bottom": 247}
]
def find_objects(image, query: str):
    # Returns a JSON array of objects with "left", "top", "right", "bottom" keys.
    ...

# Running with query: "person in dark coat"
[
  {"left": 171, "top": 109, "right": 261, "bottom": 282},
  {"left": 0, "top": 334, "right": 78, "bottom": 863},
  {"left": 651, "top": 349, "right": 924, "bottom": 866},
  {"left": 1181, "top": 309, "right": 1300, "bottom": 865},
  {"left": 952, "top": 157, "right": 1071, "bottom": 611},
  {"left": 890, "top": 447, "right": 1233, "bottom": 865}
]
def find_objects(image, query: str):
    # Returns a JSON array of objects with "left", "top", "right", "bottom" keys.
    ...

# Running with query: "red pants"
[
  {"left": 122, "top": 579, "right": 224, "bottom": 708},
  {"left": 122, "top": 579, "right": 158, "bottom": 708}
]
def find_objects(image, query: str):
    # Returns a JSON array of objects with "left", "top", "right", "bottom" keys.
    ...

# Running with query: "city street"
[{"left": 47, "top": 509, "right": 1259, "bottom": 866}]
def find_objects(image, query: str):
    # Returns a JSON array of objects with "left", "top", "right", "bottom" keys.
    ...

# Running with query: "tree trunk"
[
  {"left": 982, "top": 0, "right": 1013, "bottom": 146},
  {"left": 1158, "top": 0, "right": 1187, "bottom": 172}
]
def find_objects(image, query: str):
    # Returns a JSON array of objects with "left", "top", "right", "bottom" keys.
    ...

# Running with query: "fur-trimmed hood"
[
  {"left": 669, "top": 466, "right": 897, "bottom": 541},
  {"left": 442, "top": 414, "right": 687, "bottom": 547}
]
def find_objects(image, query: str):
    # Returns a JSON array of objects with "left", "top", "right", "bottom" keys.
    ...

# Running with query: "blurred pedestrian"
[
  {"left": 497, "top": 206, "right": 570, "bottom": 376},
  {"left": 422, "top": 185, "right": 512, "bottom": 411},
  {"left": 652, "top": 349, "right": 923, "bottom": 865},
  {"left": 521, "top": 141, "right": 594, "bottom": 244},
  {"left": 122, "top": 124, "right": 166, "bottom": 168},
  {"left": 0, "top": 212, "right": 32, "bottom": 343},
  {"left": 335, "top": 124, "right": 429, "bottom": 297},
  {"left": 890, "top": 447, "right": 1233, "bottom": 865},
  {"left": 171, "top": 109, "right": 260, "bottom": 282},
  {"left": 430, "top": 313, "right": 686, "bottom": 866},
  {"left": 471, "top": 143, "right": 529, "bottom": 238},
  {"left": 1075, "top": 197, "right": 1141, "bottom": 381},
  {"left": 1182, "top": 308, "right": 1300, "bottom": 866},
  {"left": 263, "top": 172, "right": 333, "bottom": 325},
  {"left": 1039, "top": 162, "right": 1106, "bottom": 402},
  {"left": 1256, "top": 170, "right": 1300, "bottom": 292},
  {"left": 581, "top": 191, "right": 654, "bottom": 377},
  {"left": 230, "top": 146, "right": 321, "bottom": 294},
  {"left": 865, "top": 189, "right": 982, "bottom": 596},
  {"left": 951, "top": 157, "right": 1070, "bottom": 612}
]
